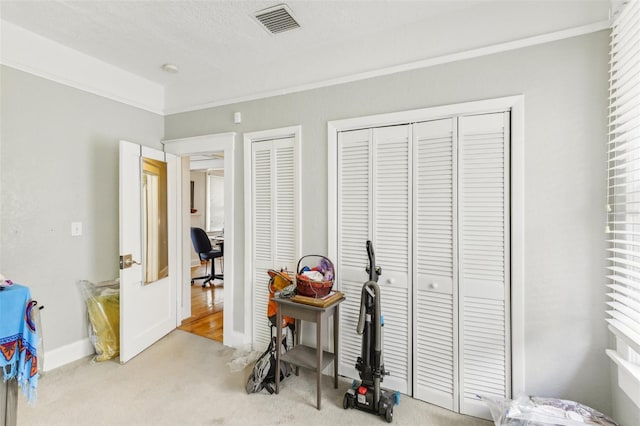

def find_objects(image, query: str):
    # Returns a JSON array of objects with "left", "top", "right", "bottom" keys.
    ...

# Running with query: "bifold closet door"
[
  {"left": 251, "top": 137, "right": 298, "bottom": 349},
  {"left": 336, "top": 111, "right": 510, "bottom": 418},
  {"left": 337, "top": 125, "right": 412, "bottom": 394},
  {"left": 458, "top": 112, "right": 510, "bottom": 417},
  {"left": 413, "top": 117, "right": 459, "bottom": 411},
  {"left": 337, "top": 128, "right": 371, "bottom": 383},
  {"left": 413, "top": 112, "right": 510, "bottom": 418}
]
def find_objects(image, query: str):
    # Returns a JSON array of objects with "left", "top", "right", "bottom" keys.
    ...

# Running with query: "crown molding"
[
  {"left": 1, "top": 18, "right": 610, "bottom": 116},
  {"left": 165, "top": 20, "right": 611, "bottom": 115},
  {"left": 0, "top": 20, "right": 164, "bottom": 115}
]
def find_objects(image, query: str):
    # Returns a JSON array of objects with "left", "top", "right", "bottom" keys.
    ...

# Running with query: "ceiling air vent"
[{"left": 254, "top": 4, "right": 300, "bottom": 35}]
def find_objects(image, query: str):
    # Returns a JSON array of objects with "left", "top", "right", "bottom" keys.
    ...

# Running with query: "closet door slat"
[{"left": 274, "top": 144, "right": 296, "bottom": 265}]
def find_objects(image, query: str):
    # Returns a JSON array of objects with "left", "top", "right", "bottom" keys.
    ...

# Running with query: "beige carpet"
[{"left": 17, "top": 330, "right": 491, "bottom": 426}]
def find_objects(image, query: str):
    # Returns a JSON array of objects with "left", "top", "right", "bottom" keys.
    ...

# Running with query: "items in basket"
[
  {"left": 299, "top": 270, "right": 324, "bottom": 281},
  {"left": 296, "top": 255, "right": 335, "bottom": 298}
]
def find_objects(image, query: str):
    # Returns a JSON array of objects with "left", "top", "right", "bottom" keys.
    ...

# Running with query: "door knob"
[
  {"left": 120, "top": 254, "right": 141, "bottom": 269},
  {"left": 429, "top": 282, "right": 438, "bottom": 289}
]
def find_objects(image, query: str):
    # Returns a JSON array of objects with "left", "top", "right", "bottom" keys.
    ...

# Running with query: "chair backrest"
[{"left": 190, "top": 227, "right": 212, "bottom": 254}]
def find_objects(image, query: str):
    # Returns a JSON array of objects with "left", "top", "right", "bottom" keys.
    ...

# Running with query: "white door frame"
[
  {"left": 327, "top": 95, "right": 525, "bottom": 396},
  {"left": 163, "top": 132, "right": 240, "bottom": 346}
]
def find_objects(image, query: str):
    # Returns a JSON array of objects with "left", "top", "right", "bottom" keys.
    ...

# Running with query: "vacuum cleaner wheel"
[
  {"left": 385, "top": 406, "right": 393, "bottom": 423},
  {"left": 343, "top": 393, "right": 350, "bottom": 409}
]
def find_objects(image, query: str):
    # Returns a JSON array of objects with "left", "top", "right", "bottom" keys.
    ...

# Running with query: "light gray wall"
[
  {"left": 165, "top": 31, "right": 612, "bottom": 415},
  {"left": 0, "top": 66, "right": 163, "bottom": 352},
  {"left": 611, "top": 365, "right": 639, "bottom": 426}
]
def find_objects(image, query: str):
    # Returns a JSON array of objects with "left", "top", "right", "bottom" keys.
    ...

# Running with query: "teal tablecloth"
[{"left": 0, "top": 284, "right": 39, "bottom": 402}]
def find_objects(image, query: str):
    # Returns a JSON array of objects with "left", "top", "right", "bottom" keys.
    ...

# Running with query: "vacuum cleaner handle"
[
  {"left": 366, "top": 240, "right": 381, "bottom": 282},
  {"left": 356, "top": 281, "right": 381, "bottom": 346}
]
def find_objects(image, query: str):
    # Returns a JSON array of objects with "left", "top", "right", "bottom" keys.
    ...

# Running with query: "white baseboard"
[
  {"left": 224, "top": 330, "right": 249, "bottom": 349},
  {"left": 42, "top": 331, "right": 247, "bottom": 372},
  {"left": 42, "top": 338, "right": 94, "bottom": 372}
]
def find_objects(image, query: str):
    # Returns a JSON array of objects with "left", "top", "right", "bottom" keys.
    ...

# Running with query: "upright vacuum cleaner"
[{"left": 343, "top": 240, "right": 399, "bottom": 423}]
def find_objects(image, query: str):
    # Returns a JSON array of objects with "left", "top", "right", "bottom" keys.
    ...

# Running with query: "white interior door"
[
  {"left": 372, "top": 125, "right": 412, "bottom": 395},
  {"left": 458, "top": 112, "right": 510, "bottom": 417},
  {"left": 337, "top": 128, "right": 371, "bottom": 381},
  {"left": 119, "top": 140, "right": 177, "bottom": 363},
  {"left": 337, "top": 126, "right": 412, "bottom": 395},
  {"left": 413, "top": 113, "right": 510, "bottom": 418},
  {"left": 413, "top": 117, "right": 459, "bottom": 411},
  {"left": 250, "top": 137, "right": 298, "bottom": 349}
]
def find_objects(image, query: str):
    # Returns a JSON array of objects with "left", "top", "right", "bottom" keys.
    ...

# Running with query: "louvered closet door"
[
  {"left": 372, "top": 125, "right": 412, "bottom": 394},
  {"left": 251, "top": 137, "right": 298, "bottom": 350},
  {"left": 458, "top": 112, "right": 510, "bottom": 417},
  {"left": 336, "top": 126, "right": 412, "bottom": 395},
  {"left": 413, "top": 118, "right": 458, "bottom": 411},
  {"left": 337, "top": 128, "right": 372, "bottom": 382}
]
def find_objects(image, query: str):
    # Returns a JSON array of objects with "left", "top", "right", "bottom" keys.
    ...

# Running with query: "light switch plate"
[{"left": 71, "top": 222, "right": 82, "bottom": 236}]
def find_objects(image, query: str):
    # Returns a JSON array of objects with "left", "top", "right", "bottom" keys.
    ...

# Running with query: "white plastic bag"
[
  {"left": 479, "top": 394, "right": 618, "bottom": 426},
  {"left": 78, "top": 279, "right": 120, "bottom": 362},
  {"left": 227, "top": 344, "right": 262, "bottom": 373}
]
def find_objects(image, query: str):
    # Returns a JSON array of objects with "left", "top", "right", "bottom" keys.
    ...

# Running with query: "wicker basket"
[{"left": 295, "top": 255, "right": 334, "bottom": 298}]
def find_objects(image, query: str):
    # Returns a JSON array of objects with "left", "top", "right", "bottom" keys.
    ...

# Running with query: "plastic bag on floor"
[
  {"left": 227, "top": 345, "right": 262, "bottom": 373},
  {"left": 78, "top": 279, "right": 120, "bottom": 362},
  {"left": 480, "top": 394, "right": 619, "bottom": 426}
]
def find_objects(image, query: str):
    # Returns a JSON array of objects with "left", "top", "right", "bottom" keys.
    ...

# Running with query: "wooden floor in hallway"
[{"left": 178, "top": 262, "right": 223, "bottom": 342}]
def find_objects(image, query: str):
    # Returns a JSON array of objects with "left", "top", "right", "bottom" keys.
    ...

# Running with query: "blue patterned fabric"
[{"left": 0, "top": 284, "right": 39, "bottom": 403}]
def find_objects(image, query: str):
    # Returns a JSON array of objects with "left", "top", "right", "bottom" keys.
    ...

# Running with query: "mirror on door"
[{"left": 142, "top": 157, "right": 169, "bottom": 284}]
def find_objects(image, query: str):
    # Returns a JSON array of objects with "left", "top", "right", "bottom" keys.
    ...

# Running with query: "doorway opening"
[
  {"left": 163, "top": 132, "right": 236, "bottom": 347},
  {"left": 178, "top": 152, "right": 225, "bottom": 341}
]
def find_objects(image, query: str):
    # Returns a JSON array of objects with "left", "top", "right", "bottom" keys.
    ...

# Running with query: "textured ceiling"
[{"left": 0, "top": 1, "right": 613, "bottom": 113}]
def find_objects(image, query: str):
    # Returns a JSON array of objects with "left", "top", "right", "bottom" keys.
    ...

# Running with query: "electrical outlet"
[{"left": 71, "top": 222, "right": 82, "bottom": 236}]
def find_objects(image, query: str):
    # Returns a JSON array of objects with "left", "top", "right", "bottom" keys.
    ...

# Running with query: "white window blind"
[
  {"left": 206, "top": 171, "right": 224, "bottom": 232},
  {"left": 606, "top": 0, "right": 640, "bottom": 358}
]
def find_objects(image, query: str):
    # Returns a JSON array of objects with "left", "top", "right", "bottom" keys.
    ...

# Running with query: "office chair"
[{"left": 190, "top": 227, "right": 223, "bottom": 287}]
